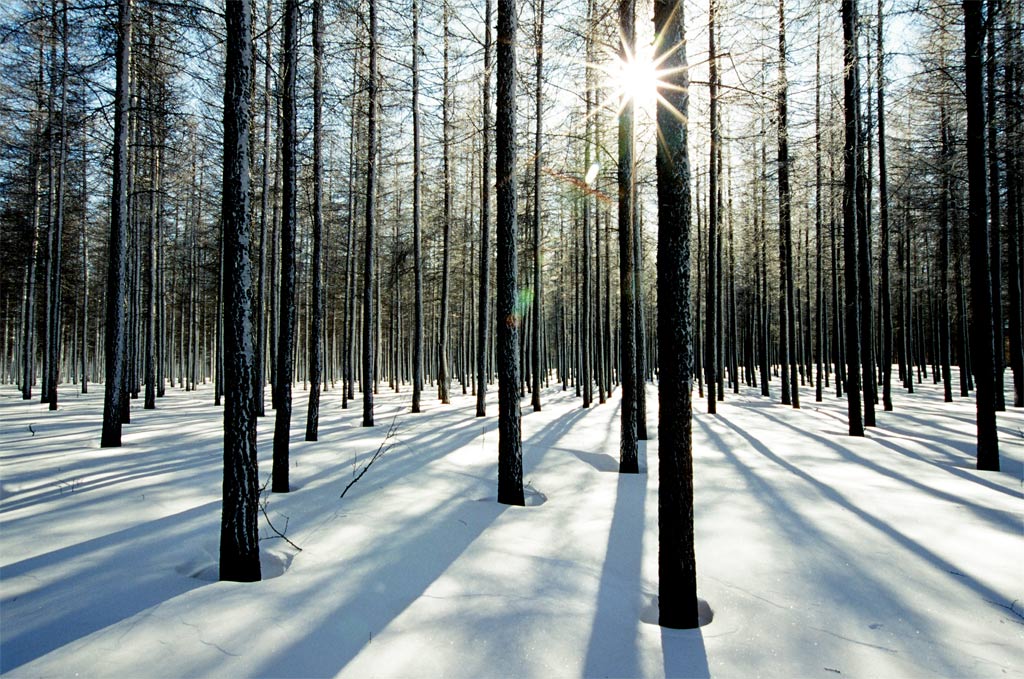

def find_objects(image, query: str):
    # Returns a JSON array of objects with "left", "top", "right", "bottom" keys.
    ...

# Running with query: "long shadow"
[
  {"left": 251, "top": 401, "right": 594, "bottom": 678},
  {"left": 716, "top": 414, "right": 1019, "bottom": 614},
  {"left": 693, "top": 417, "right": 953, "bottom": 668},
  {"left": 754, "top": 407, "right": 1020, "bottom": 528},
  {"left": 0, "top": 501, "right": 218, "bottom": 673},
  {"left": 581, "top": 471, "right": 647, "bottom": 678},
  {"left": 661, "top": 627, "right": 710, "bottom": 679}
]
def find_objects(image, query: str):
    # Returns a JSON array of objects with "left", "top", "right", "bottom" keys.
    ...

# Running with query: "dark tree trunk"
[
  {"left": 496, "top": 0, "right": 524, "bottom": 505},
  {"left": 988, "top": 0, "right": 1005, "bottom": 410},
  {"left": 532, "top": 0, "right": 544, "bottom": 413},
  {"left": 272, "top": 0, "right": 298, "bottom": 491},
  {"left": 618, "top": 0, "right": 639, "bottom": 472},
  {"left": 706, "top": 0, "right": 718, "bottom": 414},
  {"left": 363, "top": 0, "right": 378, "bottom": 427},
  {"left": 412, "top": 0, "right": 424, "bottom": 413},
  {"left": 1007, "top": 10, "right": 1024, "bottom": 408},
  {"left": 305, "top": 0, "right": 324, "bottom": 441},
  {"left": 654, "top": 0, "right": 698, "bottom": 631},
  {"left": 778, "top": 0, "right": 798, "bottom": 409},
  {"left": 476, "top": 0, "right": 493, "bottom": 418},
  {"left": 220, "top": 0, "right": 261, "bottom": 583},
  {"left": 101, "top": 0, "right": 132, "bottom": 448},
  {"left": 939, "top": 101, "right": 953, "bottom": 403},
  {"left": 815, "top": 8, "right": 824, "bottom": 403},
  {"left": 842, "top": 0, "right": 864, "bottom": 437},
  {"left": 877, "top": 0, "right": 893, "bottom": 411},
  {"left": 254, "top": 0, "right": 272, "bottom": 418},
  {"left": 439, "top": 0, "right": 451, "bottom": 405},
  {"left": 964, "top": 0, "right": 1001, "bottom": 470}
]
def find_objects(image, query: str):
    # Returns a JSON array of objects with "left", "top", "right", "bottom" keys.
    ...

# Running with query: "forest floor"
[{"left": 0, "top": 370, "right": 1022, "bottom": 678}]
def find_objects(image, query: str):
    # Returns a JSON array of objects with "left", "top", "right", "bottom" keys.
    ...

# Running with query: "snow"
[{"left": 1, "top": 371, "right": 1021, "bottom": 678}]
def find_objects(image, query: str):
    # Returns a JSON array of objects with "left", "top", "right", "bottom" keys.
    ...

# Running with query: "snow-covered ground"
[{"left": 1, "top": 370, "right": 1021, "bottom": 678}]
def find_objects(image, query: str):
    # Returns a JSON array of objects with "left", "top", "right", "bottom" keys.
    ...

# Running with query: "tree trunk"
[
  {"left": 496, "top": 0, "right": 524, "bottom": 505},
  {"left": 438, "top": 0, "right": 452, "bottom": 405},
  {"left": 412, "top": 0, "right": 424, "bottom": 413},
  {"left": 101, "top": 0, "right": 132, "bottom": 448},
  {"left": 305, "top": 0, "right": 325, "bottom": 441},
  {"left": 876, "top": 0, "right": 892, "bottom": 411},
  {"left": 842, "top": 0, "right": 864, "bottom": 437},
  {"left": 654, "top": 0, "right": 698, "bottom": 631},
  {"left": 618, "top": 0, "right": 639, "bottom": 472},
  {"left": 220, "top": 0, "right": 261, "bottom": 582},
  {"left": 362, "top": 0, "right": 378, "bottom": 427},
  {"left": 778, "top": 0, "right": 798, "bottom": 409},
  {"left": 272, "top": 0, "right": 299, "bottom": 490},
  {"left": 476, "top": 0, "right": 492, "bottom": 418},
  {"left": 706, "top": 0, "right": 718, "bottom": 414},
  {"left": 531, "top": 0, "right": 544, "bottom": 413},
  {"left": 964, "top": 0, "right": 1000, "bottom": 470}
]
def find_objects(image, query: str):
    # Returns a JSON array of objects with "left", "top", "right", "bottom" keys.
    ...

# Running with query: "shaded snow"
[{"left": 0, "top": 370, "right": 1021, "bottom": 678}]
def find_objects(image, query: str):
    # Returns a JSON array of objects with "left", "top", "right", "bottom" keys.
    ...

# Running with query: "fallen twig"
[
  {"left": 340, "top": 413, "right": 400, "bottom": 501},
  {"left": 258, "top": 476, "right": 302, "bottom": 552}
]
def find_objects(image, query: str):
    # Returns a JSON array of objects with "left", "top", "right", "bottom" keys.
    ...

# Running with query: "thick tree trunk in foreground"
[
  {"left": 842, "top": 0, "right": 864, "bottom": 437},
  {"left": 964, "top": 0, "right": 1000, "bottom": 471},
  {"left": 101, "top": 0, "right": 132, "bottom": 448},
  {"left": 220, "top": 0, "right": 261, "bottom": 582},
  {"left": 306, "top": 0, "right": 325, "bottom": 441},
  {"left": 496, "top": 0, "right": 523, "bottom": 505},
  {"left": 655, "top": 0, "right": 698, "bottom": 631}
]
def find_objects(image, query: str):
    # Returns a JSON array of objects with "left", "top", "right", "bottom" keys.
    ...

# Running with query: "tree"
[
  {"left": 220, "top": 0, "right": 261, "bottom": 583},
  {"left": 362, "top": 0, "right": 378, "bottom": 428},
  {"left": 655, "top": 0, "right": 698, "bottom": 630},
  {"left": 877, "top": 0, "right": 893, "bottom": 411},
  {"left": 618, "top": 0, "right": 639, "bottom": 473},
  {"left": 305, "top": 0, "right": 324, "bottom": 441},
  {"left": 272, "top": 0, "right": 298, "bottom": 491},
  {"left": 438, "top": 0, "right": 452, "bottom": 405},
  {"left": 706, "top": 0, "right": 718, "bottom": 415},
  {"left": 496, "top": 0, "right": 524, "bottom": 506},
  {"left": 842, "top": 0, "right": 864, "bottom": 437},
  {"left": 476, "top": 0, "right": 493, "bottom": 418},
  {"left": 964, "top": 0, "right": 1000, "bottom": 471},
  {"left": 531, "top": 0, "right": 544, "bottom": 413},
  {"left": 777, "top": 0, "right": 798, "bottom": 409},
  {"left": 412, "top": 0, "right": 424, "bottom": 414},
  {"left": 101, "top": 0, "right": 132, "bottom": 448}
]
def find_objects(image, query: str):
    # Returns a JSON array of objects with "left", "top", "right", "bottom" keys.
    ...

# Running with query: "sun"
[{"left": 612, "top": 44, "right": 660, "bottom": 111}]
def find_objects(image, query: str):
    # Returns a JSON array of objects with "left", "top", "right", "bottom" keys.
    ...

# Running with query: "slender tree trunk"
[
  {"left": 438, "top": 0, "right": 451, "bottom": 405},
  {"left": 412, "top": 0, "right": 424, "bottom": 413},
  {"left": 255, "top": 0, "right": 272, "bottom": 417},
  {"left": 305, "top": 0, "right": 324, "bottom": 441},
  {"left": 939, "top": 100, "right": 953, "bottom": 403},
  {"left": 220, "top": 0, "right": 261, "bottom": 582},
  {"left": 815, "top": 8, "right": 824, "bottom": 403},
  {"left": 477, "top": 0, "right": 493, "bottom": 418},
  {"left": 778, "top": 0, "right": 798, "bottom": 409},
  {"left": 706, "top": 0, "right": 718, "bottom": 414},
  {"left": 964, "top": 0, "right": 1000, "bottom": 470},
  {"left": 362, "top": 0, "right": 378, "bottom": 427},
  {"left": 101, "top": 0, "right": 131, "bottom": 448},
  {"left": 531, "top": 0, "right": 544, "bottom": 413},
  {"left": 618, "top": 0, "right": 639, "bottom": 472},
  {"left": 496, "top": 0, "right": 524, "bottom": 505},
  {"left": 272, "top": 0, "right": 298, "bottom": 491},
  {"left": 988, "top": 0, "right": 1005, "bottom": 410},
  {"left": 842, "top": 0, "right": 864, "bottom": 437},
  {"left": 877, "top": 0, "right": 892, "bottom": 411},
  {"left": 1007, "top": 8, "right": 1024, "bottom": 407}
]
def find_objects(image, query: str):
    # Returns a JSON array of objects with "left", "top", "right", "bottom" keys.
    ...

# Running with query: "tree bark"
[
  {"left": 101, "top": 0, "right": 132, "bottom": 448},
  {"left": 220, "top": 0, "right": 261, "bottom": 582},
  {"left": 272, "top": 0, "right": 299, "bottom": 490},
  {"left": 842, "top": 0, "right": 864, "bottom": 437},
  {"left": 655, "top": 0, "right": 698, "bottom": 631},
  {"left": 496, "top": 0, "right": 524, "bottom": 505},
  {"left": 305, "top": 0, "right": 325, "bottom": 441},
  {"left": 964, "top": 0, "right": 1000, "bottom": 470}
]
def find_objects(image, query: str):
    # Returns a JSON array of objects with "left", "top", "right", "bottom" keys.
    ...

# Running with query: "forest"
[{"left": 0, "top": 0, "right": 1021, "bottom": 676}]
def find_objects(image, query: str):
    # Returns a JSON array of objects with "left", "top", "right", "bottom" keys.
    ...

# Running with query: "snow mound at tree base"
[
  {"left": 175, "top": 546, "right": 294, "bottom": 582},
  {"left": 640, "top": 595, "right": 714, "bottom": 628}
]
